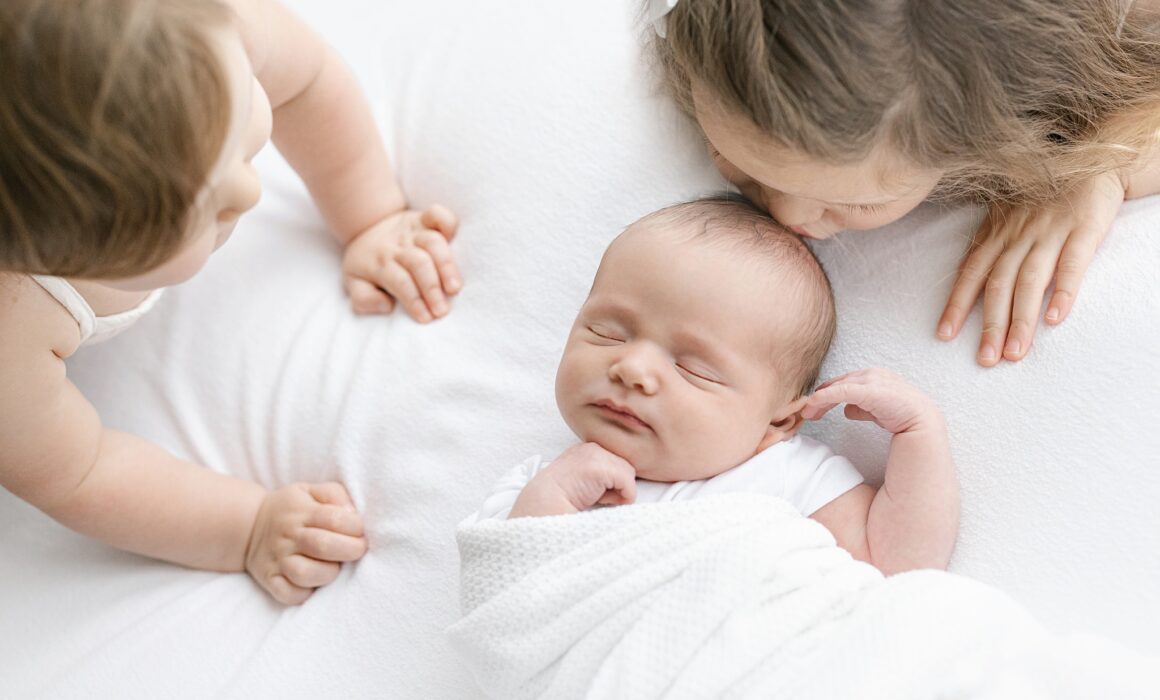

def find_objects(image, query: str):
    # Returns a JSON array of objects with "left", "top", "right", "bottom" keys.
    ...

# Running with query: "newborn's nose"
[{"left": 608, "top": 344, "right": 660, "bottom": 395}]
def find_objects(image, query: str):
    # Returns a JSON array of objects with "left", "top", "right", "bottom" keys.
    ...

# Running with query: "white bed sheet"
[{"left": 1, "top": 0, "right": 1157, "bottom": 697}]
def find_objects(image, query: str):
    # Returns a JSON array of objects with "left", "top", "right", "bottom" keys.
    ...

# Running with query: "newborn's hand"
[
  {"left": 803, "top": 368, "right": 942, "bottom": 436},
  {"left": 509, "top": 443, "right": 637, "bottom": 518},
  {"left": 341, "top": 205, "right": 461, "bottom": 322},
  {"left": 937, "top": 172, "right": 1124, "bottom": 366},
  {"left": 245, "top": 482, "right": 368, "bottom": 605}
]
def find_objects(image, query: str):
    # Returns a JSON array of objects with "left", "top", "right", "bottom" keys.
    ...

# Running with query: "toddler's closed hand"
[
  {"left": 341, "top": 204, "right": 461, "bottom": 323},
  {"left": 245, "top": 482, "right": 368, "bottom": 605}
]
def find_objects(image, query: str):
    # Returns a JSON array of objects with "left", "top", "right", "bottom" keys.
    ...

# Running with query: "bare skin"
[
  {"left": 0, "top": 0, "right": 473, "bottom": 604},
  {"left": 511, "top": 223, "right": 958, "bottom": 575}
]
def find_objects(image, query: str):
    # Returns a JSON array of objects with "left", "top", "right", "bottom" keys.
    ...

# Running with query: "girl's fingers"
[
  {"left": 939, "top": 229, "right": 1003, "bottom": 341},
  {"left": 977, "top": 243, "right": 1029, "bottom": 367},
  {"left": 416, "top": 230, "right": 462, "bottom": 295},
  {"left": 398, "top": 248, "right": 448, "bottom": 318},
  {"left": 1003, "top": 242, "right": 1059, "bottom": 362},
  {"left": 282, "top": 554, "right": 341, "bottom": 589},
  {"left": 345, "top": 277, "right": 394, "bottom": 315},
  {"left": 1047, "top": 225, "right": 1102, "bottom": 326}
]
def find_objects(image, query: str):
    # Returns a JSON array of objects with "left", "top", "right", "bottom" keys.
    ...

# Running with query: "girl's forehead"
[{"left": 692, "top": 86, "right": 936, "bottom": 204}]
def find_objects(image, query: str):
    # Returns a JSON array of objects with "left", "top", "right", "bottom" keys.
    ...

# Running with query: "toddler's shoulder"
[{"left": 0, "top": 273, "right": 81, "bottom": 360}]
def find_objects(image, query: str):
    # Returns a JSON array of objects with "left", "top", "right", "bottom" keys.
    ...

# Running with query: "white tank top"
[{"left": 31, "top": 275, "right": 163, "bottom": 347}]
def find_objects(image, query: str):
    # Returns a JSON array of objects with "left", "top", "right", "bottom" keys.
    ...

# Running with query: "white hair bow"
[{"left": 647, "top": 0, "right": 679, "bottom": 38}]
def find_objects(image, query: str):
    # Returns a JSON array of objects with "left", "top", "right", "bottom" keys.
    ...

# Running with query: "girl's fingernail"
[
  {"left": 979, "top": 345, "right": 996, "bottom": 362},
  {"left": 433, "top": 299, "right": 448, "bottom": 316},
  {"left": 377, "top": 302, "right": 391, "bottom": 313},
  {"left": 1046, "top": 307, "right": 1059, "bottom": 322},
  {"left": 1004, "top": 338, "right": 1021, "bottom": 356},
  {"left": 447, "top": 276, "right": 461, "bottom": 292},
  {"left": 937, "top": 321, "right": 953, "bottom": 339}
]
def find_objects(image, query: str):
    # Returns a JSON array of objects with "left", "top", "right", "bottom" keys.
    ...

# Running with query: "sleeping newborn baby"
[{"left": 471, "top": 195, "right": 958, "bottom": 574}]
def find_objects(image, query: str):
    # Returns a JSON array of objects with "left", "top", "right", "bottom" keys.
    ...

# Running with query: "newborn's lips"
[{"left": 591, "top": 399, "right": 653, "bottom": 432}]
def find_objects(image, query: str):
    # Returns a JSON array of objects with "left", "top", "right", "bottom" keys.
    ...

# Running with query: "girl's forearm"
[
  {"left": 865, "top": 423, "right": 959, "bottom": 574},
  {"left": 39, "top": 429, "right": 266, "bottom": 572}
]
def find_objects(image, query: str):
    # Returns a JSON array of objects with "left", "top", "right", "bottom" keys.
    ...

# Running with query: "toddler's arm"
[
  {"left": 509, "top": 443, "right": 637, "bottom": 518},
  {"left": 232, "top": 0, "right": 460, "bottom": 322},
  {"left": 803, "top": 369, "right": 959, "bottom": 574},
  {"left": 0, "top": 285, "right": 367, "bottom": 604}
]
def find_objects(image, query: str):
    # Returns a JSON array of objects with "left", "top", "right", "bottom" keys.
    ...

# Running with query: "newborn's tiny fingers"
[{"left": 283, "top": 554, "right": 341, "bottom": 589}]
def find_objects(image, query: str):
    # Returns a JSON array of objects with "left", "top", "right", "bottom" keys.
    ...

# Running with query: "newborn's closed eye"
[
  {"left": 587, "top": 325, "right": 625, "bottom": 343},
  {"left": 676, "top": 362, "right": 722, "bottom": 386}
]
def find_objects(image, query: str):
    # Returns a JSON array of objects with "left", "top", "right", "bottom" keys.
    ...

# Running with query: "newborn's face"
[{"left": 555, "top": 225, "right": 797, "bottom": 482}]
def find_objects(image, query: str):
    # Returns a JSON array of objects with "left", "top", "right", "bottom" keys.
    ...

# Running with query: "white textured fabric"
[
  {"left": 0, "top": 0, "right": 1156, "bottom": 697},
  {"left": 30, "top": 275, "right": 163, "bottom": 346},
  {"left": 449, "top": 493, "right": 1160, "bottom": 700},
  {"left": 469, "top": 435, "right": 864, "bottom": 522}
]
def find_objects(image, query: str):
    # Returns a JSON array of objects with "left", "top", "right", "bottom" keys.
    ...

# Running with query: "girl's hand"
[
  {"left": 802, "top": 369, "right": 942, "bottom": 436},
  {"left": 937, "top": 172, "right": 1125, "bottom": 367},
  {"left": 509, "top": 443, "right": 637, "bottom": 518},
  {"left": 245, "top": 482, "right": 369, "bottom": 605},
  {"left": 341, "top": 204, "right": 461, "bottom": 323}
]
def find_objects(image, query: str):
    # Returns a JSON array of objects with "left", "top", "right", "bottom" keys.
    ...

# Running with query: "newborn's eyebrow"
[{"left": 671, "top": 329, "right": 731, "bottom": 368}]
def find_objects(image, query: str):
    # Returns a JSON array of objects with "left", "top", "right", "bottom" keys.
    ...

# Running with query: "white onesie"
[
  {"left": 470, "top": 434, "right": 864, "bottom": 522},
  {"left": 31, "top": 275, "right": 163, "bottom": 347}
]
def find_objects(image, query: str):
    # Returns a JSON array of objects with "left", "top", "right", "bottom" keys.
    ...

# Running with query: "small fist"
[
  {"left": 245, "top": 482, "right": 368, "bottom": 605},
  {"left": 543, "top": 442, "right": 638, "bottom": 510},
  {"left": 510, "top": 443, "right": 637, "bottom": 518},
  {"left": 342, "top": 204, "right": 461, "bottom": 323},
  {"left": 803, "top": 368, "right": 942, "bottom": 435}
]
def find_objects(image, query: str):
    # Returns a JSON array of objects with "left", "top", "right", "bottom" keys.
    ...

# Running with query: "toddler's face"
[
  {"left": 555, "top": 224, "right": 800, "bottom": 482},
  {"left": 691, "top": 85, "right": 941, "bottom": 240},
  {"left": 107, "top": 24, "right": 273, "bottom": 292}
]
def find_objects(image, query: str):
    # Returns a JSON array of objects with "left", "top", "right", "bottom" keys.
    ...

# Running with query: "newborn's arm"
[
  {"left": 804, "top": 369, "right": 959, "bottom": 574},
  {"left": 509, "top": 443, "right": 637, "bottom": 518}
]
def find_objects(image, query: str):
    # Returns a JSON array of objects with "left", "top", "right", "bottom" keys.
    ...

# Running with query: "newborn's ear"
[{"left": 756, "top": 396, "right": 809, "bottom": 452}]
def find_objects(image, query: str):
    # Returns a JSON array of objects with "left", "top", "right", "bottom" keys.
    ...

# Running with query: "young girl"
[
  {"left": 0, "top": 0, "right": 461, "bottom": 604},
  {"left": 649, "top": 0, "right": 1160, "bottom": 367}
]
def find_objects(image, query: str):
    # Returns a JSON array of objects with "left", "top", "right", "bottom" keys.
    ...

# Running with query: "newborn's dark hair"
[{"left": 637, "top": 193, "right": 836, "bottom": 396}]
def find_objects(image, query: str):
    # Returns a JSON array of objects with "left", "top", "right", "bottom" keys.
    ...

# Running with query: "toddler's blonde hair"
[
  {"left": 653, "top": 0, "right": 1160, "bottom": 204},
  {"left": 0, "top": 0, "right": 234, "bottom": 278}
]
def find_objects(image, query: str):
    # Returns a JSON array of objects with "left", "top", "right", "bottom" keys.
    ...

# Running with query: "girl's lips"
[{"left": 591, "top": 401, "right": 652, "bottom": 431}]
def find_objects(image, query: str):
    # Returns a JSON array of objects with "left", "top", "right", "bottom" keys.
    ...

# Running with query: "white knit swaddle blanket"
[{"left": 449, "top": 493, "right": 1159, "bottom": 699}]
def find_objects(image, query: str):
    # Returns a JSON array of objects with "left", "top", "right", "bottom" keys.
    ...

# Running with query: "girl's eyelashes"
[{"left": 843, "top": 201, "right": 887, "bottom": 214}]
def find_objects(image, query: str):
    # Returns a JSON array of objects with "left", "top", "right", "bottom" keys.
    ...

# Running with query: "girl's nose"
[{"left": 766, "top": 190, "right": 825, "bottom": 229}]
